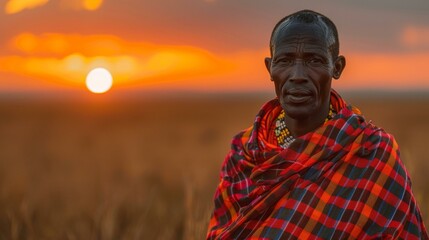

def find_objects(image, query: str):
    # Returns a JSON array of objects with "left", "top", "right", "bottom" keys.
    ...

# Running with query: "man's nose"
[{"left": 289, "top": 60, "right": 307, "bottom": 83}]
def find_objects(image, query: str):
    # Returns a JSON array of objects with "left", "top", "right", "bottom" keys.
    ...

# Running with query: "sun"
[{"left": 86, "top": 68, "right": 113, "bottom": 94}]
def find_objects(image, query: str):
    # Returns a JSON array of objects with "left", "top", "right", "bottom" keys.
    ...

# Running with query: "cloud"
[
  {"left": 0, "top": 33, "right": 234, "bottom": 89},
  {"left": 5, "top": 0, "right": 49, "bottom": 14},
  {"left": 9, "top": 33, "right": 129, "bottom": 56},
  {"left": 401, "top": 26, "right": 429, "bottom": 48},
  {"left": 82, "top": 0, "right": 103, "bottom": 10},
  {"left": 4, "top": 0, "right": 104, "bottom": 14},
  {"left": 59, "top": 0, "right": 104, "bottom": 11},
  {"left": 338, "top": 52, "right": 429, "bottom": 89}
]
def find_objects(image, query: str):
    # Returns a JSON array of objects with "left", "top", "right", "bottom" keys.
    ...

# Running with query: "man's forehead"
[
  {"left": 273, "top": 44, "right": 330, "bottom": 58},
  {"left": 274, "top": 21, "right": 328, "bottom": 44},
  {"left": 272, "top": 22, "right": 330, "bottom": 52}
]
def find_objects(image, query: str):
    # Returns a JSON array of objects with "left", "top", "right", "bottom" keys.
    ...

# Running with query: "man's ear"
[
  {"left": 333, "top": 55, "right": 346, "bottom": 79},
  {"left": 265, "top": 57, "right": 273, "bottom": 81}
]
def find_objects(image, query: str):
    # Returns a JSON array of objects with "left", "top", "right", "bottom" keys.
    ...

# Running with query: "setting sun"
[{"left": 85, "top": 67, "right": 113, "bottom": 94}]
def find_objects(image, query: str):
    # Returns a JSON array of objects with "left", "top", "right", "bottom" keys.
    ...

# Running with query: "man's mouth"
[{"left": 285, "top": 89, "right": 313, "bottom": 104}]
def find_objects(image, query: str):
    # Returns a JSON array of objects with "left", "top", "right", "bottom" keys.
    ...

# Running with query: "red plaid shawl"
[{"left": 207, "top": 90, "right": 428, "bottom": 239}]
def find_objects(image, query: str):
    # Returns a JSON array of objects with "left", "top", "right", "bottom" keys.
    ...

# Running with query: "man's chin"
[
  {"left": 280, "top": 104, "right": 311, "bottom": 120},
  {"left": 280, "top": 98, "right": 312, "bottom": 114}
]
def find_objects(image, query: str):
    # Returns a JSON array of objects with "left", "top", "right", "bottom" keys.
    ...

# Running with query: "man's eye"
[
  {"left": 276, "top": 58, "right": 294, "bottom": 65},
  {"left": 307, "top": 58, "right": 325, "bottom": 66}
]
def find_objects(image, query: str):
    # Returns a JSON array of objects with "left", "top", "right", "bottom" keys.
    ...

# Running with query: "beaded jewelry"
[{"left": 275, "top": 104, "right": 336, "bottom": 148}]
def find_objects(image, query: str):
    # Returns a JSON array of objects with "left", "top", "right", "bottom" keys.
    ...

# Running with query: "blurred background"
[{"left": 0, "top": 0, "right": 428, "bottom": 239}]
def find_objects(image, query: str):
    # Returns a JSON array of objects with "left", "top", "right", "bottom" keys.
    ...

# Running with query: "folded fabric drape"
[{"left": 207, "top": 90, "right": 428, "bottom": 239}]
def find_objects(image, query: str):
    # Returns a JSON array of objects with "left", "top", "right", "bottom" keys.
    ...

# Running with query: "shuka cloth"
[{"left": 207, "top": 90, "right": 428, "bottom": 239}]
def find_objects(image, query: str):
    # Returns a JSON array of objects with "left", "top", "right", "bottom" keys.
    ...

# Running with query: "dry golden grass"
[{"left": 0, "top": 93, "right": 428, "bottom": 239}]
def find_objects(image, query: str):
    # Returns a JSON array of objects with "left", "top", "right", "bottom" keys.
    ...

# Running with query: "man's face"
[{"left": 266, "top": 22, "right": 341, "bottom": 120}]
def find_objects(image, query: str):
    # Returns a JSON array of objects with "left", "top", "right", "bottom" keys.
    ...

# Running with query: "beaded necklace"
[{"left": 275, "top": 104, "right": 336, "bottom": 148}]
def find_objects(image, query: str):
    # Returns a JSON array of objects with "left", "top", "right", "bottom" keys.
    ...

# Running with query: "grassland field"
[{"left": 0, "top": 92, "right": 428, "bottom": 239}]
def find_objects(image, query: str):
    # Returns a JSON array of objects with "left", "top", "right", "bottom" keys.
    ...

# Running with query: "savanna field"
[{"left": 0, "top": 92, "right": 428, "bottom": 239}]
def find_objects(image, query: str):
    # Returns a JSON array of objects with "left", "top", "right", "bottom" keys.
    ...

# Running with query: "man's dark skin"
[{"left": 264, "top": 20, "right": 346, "bottom": 137}]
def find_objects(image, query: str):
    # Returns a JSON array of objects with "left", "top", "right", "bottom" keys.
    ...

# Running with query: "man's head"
[
  {"left": 265, "top": 10, "right": 346, "bottom": 132},
  {"left": 269, "top": 10, "right": 339, "bottom": 59}
]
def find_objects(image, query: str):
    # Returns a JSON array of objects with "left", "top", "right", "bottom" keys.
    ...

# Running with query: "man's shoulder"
[
  {"left": 361, "top": 121, "right": 397, "bottom": 148},
  {"left": 357, "top": 121, "right": 408, "bottom": 174}
]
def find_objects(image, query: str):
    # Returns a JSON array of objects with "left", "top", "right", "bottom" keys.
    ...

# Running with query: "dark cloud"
[{"left": 1, "top": 0, "right": 429, "bottom": 54}]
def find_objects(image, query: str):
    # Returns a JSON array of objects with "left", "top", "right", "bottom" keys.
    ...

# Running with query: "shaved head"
[{"left": 270, "top": 10, "right": 339, "bottom": 58}]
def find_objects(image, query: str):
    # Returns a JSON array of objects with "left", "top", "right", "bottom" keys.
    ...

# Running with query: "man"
[{"left": 207, "top": 10, "right": 428, "bottom": 239}]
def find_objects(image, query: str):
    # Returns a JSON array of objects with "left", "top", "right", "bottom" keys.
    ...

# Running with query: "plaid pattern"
[{"left": 207, "top": 90, "right": 428, "bottom": 239}]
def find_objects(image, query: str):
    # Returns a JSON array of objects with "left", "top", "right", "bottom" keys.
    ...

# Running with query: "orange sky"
[{"left": 1, "top": 0, "right": 429, "bottom": 94}]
